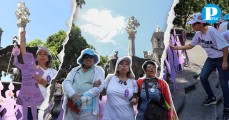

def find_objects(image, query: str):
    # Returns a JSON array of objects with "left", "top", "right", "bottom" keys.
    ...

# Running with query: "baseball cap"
[{"left": 187, "top": 13, "right": 206, "bottom": 24}]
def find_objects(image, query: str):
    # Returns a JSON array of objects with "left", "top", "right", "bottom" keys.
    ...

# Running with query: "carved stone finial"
[
  {"left": 15, "top": 2, "right": 30, "bottom": 44},
  {"left": 125, "top": 16, "right": 140, "bottom": 56}
]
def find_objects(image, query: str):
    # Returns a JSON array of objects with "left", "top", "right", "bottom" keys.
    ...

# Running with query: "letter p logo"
[
  {"left": 202, "top": 4, "right": 221, "bottom": 24},
  {"left": 205, "top": 7, "right": 218, "bottom": 20}
]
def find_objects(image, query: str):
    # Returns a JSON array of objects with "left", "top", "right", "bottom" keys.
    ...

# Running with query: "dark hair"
[
  {"left": 194, "top": 22, "right": 209, "bottom": 27},
  {"left": 142, "top": 60, "right": 156, "bottom": 71},
  {"left": 203, "top": 22, "right": 210, "bottom": 26}
]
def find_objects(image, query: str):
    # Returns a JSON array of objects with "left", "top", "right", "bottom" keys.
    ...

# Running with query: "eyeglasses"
[
  {"left": 83, "top": 55, "right": 94, "bottom": 59},
  {"left": 146, "top": 65, "right": 156, "bottom": 69}
]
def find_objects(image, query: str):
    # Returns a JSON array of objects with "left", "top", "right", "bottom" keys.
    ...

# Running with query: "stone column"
[
  {"left": 125, "top": 16, "right": 140, "bottom": 56},
  {"left": 15, "top": 2, "right": 30, "bottom": 44},
  {"left": 0, "top": 27, "right": 3, "bottom": 48}
]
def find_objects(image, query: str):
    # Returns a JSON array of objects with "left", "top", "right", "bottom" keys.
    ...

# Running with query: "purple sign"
[
  {"left": 13, "top": 46, "right": 44, "bottom": 120},
  {"left": 46, "top": 75, "right": 51, "bottom": 82}
]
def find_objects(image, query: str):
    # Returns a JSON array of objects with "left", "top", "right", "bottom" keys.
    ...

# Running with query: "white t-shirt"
[
  {"left": 103, "top": 76, "right": 138, "bottom": 120},
  {"left": 221, "top": 30, "right": 229, "bottom": 50},
  {"left": 218, "top": 21, "right": 229, "bottom": 33},
  {"left": 191, "top": 26, "right": 229, "bottom": 58},
  {"left": 39, "top": 68, "right": 57, "bottom": 98},
  {"left": 38, "top": 68, "right": 57, "bottom": 110}
]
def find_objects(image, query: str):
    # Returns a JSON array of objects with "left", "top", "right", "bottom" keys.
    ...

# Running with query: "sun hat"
[{"left": 77, "top": 48, "right": 99, "bottom": 65}]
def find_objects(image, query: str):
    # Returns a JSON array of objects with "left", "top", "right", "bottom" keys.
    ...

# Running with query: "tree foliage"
[
  {"left": 26, "top": 39, "right": 45, "bottom": 47},
  {"left": 45, "top": 30, "right": 66, "bottom": 55},
  {"left": 173, "top": 0, "right": 229, "bottom": 29},
  {"left": 98, "top": 55, "right": 109, "bottom": 68},
  {"left": 27, "top": 23, "right": 109, "bottom": 75},
  {"left": 60, "top": 24, "right": 89, "bottom": 72}
]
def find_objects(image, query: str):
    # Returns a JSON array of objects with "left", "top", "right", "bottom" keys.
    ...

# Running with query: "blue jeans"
[{"left": 200, "top": 56, "right": 229, "bottom": 108}]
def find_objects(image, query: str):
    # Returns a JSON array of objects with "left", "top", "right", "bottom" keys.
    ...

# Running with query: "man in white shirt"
[{"left": 171, "top": 13, "right": 229, "bottom": 120}]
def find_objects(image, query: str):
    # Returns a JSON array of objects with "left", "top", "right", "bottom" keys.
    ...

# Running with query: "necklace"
[{"left": 118, "top": 79, "right": 127, "bottom": 85}]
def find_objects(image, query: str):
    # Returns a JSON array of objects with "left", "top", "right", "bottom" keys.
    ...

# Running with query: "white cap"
[
  {"left": 36, "top": 46, "right": 50, "bottom": 55},
  {"left": 187, "top": 13, "right": 206, "bottom": 24}
]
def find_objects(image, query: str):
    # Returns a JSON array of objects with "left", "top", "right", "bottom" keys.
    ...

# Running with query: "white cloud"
[{"left": 80, "top": 9, "right": 126, "bottom": 44}]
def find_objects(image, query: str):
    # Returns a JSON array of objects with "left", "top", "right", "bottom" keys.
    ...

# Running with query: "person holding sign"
[{"left": 17, "top": 31, "right": 57, "bottom": 120}]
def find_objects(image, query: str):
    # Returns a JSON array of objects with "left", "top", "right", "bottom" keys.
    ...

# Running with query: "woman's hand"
[
  {"left": 34, "top": 74, "right": 48, "bottom": 86},
  {"left": 170, "top": 44, "right": 176, "bottom": 50},
  {"left": 71, "top": 94, "right": 80, "bottom": 103},
  {"left": 34, "top": 74, "right": 42, "bottom": 82},
  {"left": 93, "top": 80, "right": 101, "bottom": 87},
  {"left": 222, "top": 61, "right": 228, "bottom": 70},
  {"left": 130, "top": 97, "right": 139, "bottom": 106}
]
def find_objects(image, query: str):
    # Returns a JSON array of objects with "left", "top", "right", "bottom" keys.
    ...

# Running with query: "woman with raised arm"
[{"left": 19, "top": 31, "right": 57, "bottom": 120}]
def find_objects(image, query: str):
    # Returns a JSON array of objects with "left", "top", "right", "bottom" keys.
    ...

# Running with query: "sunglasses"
[{"left": 83, "top": 55, "right": 94, "bottom": 59}]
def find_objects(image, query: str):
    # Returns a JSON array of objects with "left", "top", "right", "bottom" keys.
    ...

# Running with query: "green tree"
[
  {"left": 26, "top": 39, "right": 45, "bottom": 47},
  {"left": 27, "top": 31, "right": 66, "bottom": 69},
  {"left": 98, "top": 55, "right": 109, "bottom": 76},
  {"left": 98, "top": 55, "right": 109, "bottom": 68},
  {"left": 60, "top": 24, "right": 89, "bottom": 73},
  {"left": 173, "top": 0, "right": 229, "bottom": 29},
  {"left": 45, "top": 30, "right": 66, "bottom": 55}
]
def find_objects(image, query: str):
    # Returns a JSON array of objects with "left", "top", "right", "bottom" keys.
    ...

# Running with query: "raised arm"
[{"left": 20, "top": 31, "right": 26, "bottom": 56}]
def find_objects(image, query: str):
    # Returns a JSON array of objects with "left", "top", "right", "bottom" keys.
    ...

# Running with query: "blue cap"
[
  {"left": 77, "top": 48, "right": 99, "bottom": 65},
  {"left": 223, "top": 13, "right": 229, "bottom": 21}
]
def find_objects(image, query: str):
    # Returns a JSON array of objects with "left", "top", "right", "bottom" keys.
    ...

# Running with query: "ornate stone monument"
[
  {"left": 15, "top": 2, "right": 30, "bottom": 44},
  {"left": 151, "top": 25, "right": 164, "bottom": 63},
  {"left": 125, "top": 16, "right": 140, "bottom": 56}
]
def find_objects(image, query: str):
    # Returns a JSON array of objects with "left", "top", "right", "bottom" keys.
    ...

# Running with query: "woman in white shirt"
[
  {"left": 102, "top": 56, "right": 138, "bottom": 120},
  {"left": 19, "top": 31, "right": 57, "bottom": 120}
]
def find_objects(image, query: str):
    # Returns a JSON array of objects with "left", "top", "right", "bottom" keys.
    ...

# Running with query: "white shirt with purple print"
[{"left": 190, "top": 26, "right": 229, "bottom": 58}]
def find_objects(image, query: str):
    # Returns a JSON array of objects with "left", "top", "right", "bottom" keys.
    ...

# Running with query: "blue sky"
[
  {"left": 0, "top": 0, "right": 71, "bottom": 81},
  {"left": 0, "top": 0, "right": 71, "bottom": 48},
  {"left": 75, "top": 0, "right": 174, "bottom": 58}
]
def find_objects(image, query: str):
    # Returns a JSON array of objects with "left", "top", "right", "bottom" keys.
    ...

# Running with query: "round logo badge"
[
  {"left": 46, "top": 75, "right": 51, "bottom": 82},
  {"left": 150, "top": 88, "right": 155, "bottom": 93},
  {"left": 202, "top": 4, "right": 221, "bottom": 24},
  {"left": 124, "top": 89, "right": 129, "bottom": 97}
]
